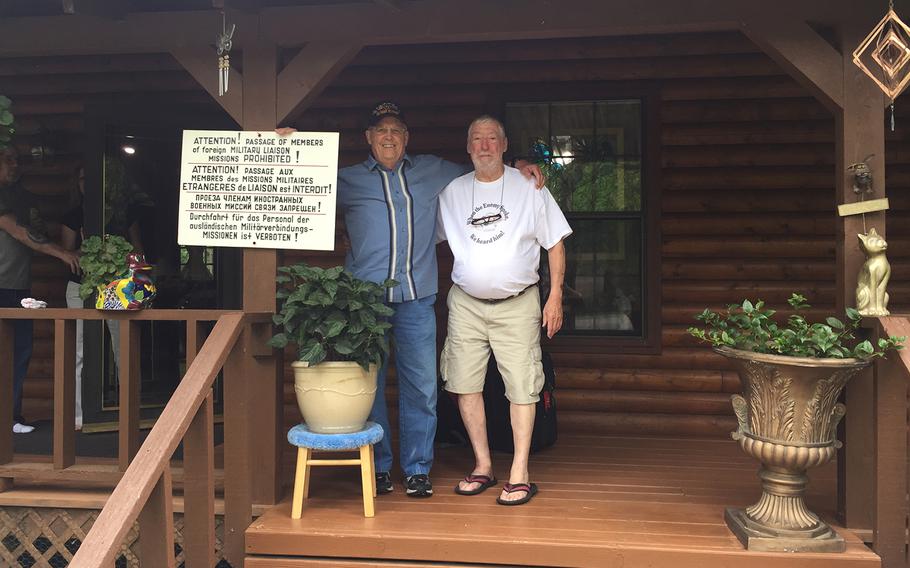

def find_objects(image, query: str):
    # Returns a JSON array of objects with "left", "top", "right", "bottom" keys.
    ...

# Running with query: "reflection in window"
[{"left": 506, "top": 100, "right": 644, "bottom": 336}]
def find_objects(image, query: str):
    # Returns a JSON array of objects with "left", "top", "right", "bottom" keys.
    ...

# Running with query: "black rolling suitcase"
[{"left": 484, "top": 352, "right": 557, "bottom": 453}]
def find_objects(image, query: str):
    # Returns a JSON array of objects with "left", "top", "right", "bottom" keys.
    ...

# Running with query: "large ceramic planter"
[
  {"left": 716, "top": 346, "right": 870, "bottom": 553},
  {"left": 291, "top": 361, "right": 378, "bottom": 434}
]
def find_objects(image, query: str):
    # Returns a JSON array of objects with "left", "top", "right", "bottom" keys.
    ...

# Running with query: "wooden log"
[
  {"left": 559, "top": 411, "right": 737, "bottom": 437},
  {"left": 661, "top": 121, "right": 833, "bottom": 146},
  {"left": 549, "top": 348, "right": 731, "bottom": 371},
  {"left": 661, "top": 190, "right": 832, "bottom": 213},
  {"left": 662, "top": 166, "right": 833, "bottom": 191},
  {"left": 660, "top": 75, "right": 808, "bottom": 101},
  {"left": 661, "top": 236, "right": 835, "bottom": 258},
  {"left": 661, "top": 282, "right": 835, "bottom": 304},
  {"left": 558, "top": 389, "right": 732, "bottom": 415},
  {"left": 551, "top": 368, "right": 731, "bottom": 392},
  {"left": 662, "top": 143, "right": 835, "bottom": 168},
  {"left": 662, "top": 305, "right": 833, "bottom": 325},
  {"left": 333, "top": 54, "right": 782, "bottom": 87},
  {"left": 661, "top": 97, "right": 829, "bottom": 124},
  {"left": 0, "top": 53, "right": 183, "bottom": 76},
  {"left": 662, "top": 259, "right": 835, "bottom": 281},
  {"left": 347, "top": 32, "right": 759, "bottom": 67},
  {"left": 2, "top": 71, "right": 199, "bottom": 96},
  {"left": 662, "top": 213, "right": 834, "bottom": 236}
]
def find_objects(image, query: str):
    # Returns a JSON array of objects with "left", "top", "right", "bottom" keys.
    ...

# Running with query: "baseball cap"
[{"left": 367, "top": 101, "right": 406, "bottom": 128}]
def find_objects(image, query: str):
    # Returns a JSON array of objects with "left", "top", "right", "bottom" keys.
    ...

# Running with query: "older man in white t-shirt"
[{"left": 436, "top": 115, "right": 572, "bottom": 506}]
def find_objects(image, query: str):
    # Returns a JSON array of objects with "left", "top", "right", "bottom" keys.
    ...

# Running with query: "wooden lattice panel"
[{"left": 0, "top": 507, "right": 231, "bottom": 567}]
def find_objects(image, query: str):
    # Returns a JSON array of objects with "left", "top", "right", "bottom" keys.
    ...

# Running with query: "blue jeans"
[
  {"left": 0, "top": 289, "right": 32, "bottom": 422},
  {"left": 371, "top": 294, "right": 437, "bottom": 477}
]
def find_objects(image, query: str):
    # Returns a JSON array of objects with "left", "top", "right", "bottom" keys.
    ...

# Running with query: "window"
[{"left": 506, "top": 99, "right": 647, "bottom": 339}]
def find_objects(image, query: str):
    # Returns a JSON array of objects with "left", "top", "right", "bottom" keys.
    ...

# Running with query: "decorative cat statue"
[{"left": 855, "top": 227, "right": 890, "bottom": 317}]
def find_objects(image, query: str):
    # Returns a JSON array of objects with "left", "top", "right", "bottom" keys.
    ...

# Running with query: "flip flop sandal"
[
  {"left": 454, "top": 473, "right": 498, "bottom": 495},
  {"left": 496, "top": 482, "right": 538, "bottom": 506}
]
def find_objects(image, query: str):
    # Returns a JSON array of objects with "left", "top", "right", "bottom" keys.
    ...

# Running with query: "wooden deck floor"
[{"left": 246, "top": 434, "right": 879, "bottom": 568}]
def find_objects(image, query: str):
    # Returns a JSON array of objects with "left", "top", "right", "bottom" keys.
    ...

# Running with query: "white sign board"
[{"left": 177, "top": 130, "right": 338, "bottom": 250}]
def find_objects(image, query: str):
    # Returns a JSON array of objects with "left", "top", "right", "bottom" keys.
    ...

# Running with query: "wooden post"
[
  {"left": 837, "top": 10, "right": 886, "bottom": 533},
  {"left": 53, "top": 319, "right": 76, "bottom": 470},
  {"left": 873, "top": 318, "right": 910, "bottom": 566},
  {"left": 119, "top": 319, "right": 141, "bottom": 471},
  {"left": 241, "top": 40, "right": 282, "bottom": 507},
  {"left": 222, "top": 325, "right": 251, "bottom": 567},
  {"left": 0, "top": 319, "right": 13, "bottom": 492},
  {"left": 183, "top": 391, "right": 215, "bottom": 568},
  {"left": 137, "top": 468, "right": 176, "bottom": 568}
]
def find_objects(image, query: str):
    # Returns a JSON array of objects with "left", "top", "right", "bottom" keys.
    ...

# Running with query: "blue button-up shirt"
[{"left": 338, "top": 154, "right": 467, "bottom": 303}]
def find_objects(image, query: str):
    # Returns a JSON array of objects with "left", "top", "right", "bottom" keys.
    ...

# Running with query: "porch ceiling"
[{"left": 0, "top": 0, "right": 859, "bottom": 58}]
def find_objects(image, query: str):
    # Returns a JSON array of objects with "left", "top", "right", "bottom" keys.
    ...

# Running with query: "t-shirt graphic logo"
[{"left": 466, "top": 202, "right": 509, "bottom": 244}]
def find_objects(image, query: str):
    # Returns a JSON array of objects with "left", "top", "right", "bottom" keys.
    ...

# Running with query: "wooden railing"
[
  {"left": 0, "top": 308, "right": 275, "bottom": 567},
  {"left": 870, "top": 316, "right": 910, "bottom": 568}
]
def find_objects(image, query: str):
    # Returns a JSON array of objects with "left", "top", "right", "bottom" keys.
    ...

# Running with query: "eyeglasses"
[
  {"left": 470, "top": 213, "right": 502, "bottom": 227},
  {"left": 372, "top": 126, "right": 406, "bottom": 137}
]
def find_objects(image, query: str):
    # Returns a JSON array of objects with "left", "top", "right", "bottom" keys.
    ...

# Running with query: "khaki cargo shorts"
[{"left": 440, "top": 284, "right": 544, "bottom": 404}]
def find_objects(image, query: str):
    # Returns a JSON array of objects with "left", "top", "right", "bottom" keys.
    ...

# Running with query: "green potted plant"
[
  {"left": 78, "top": 235, "right": 134, "bottom": 308},
  {"left": 688, "top": 293, "right": 904, "bottom": 552},
  {"left": 268, "top": 263, "right": 394, "bottom": 433}
]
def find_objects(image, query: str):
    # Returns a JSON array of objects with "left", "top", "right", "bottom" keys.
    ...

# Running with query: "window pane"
[
  {"left": 542, "top": 218, "right": 643, "bottom": 335},
  {"left": 505, "top": 103, "right": 548, "bottom": 162},
  {"left": 505, "top": 100, "right": 642, "bottom": 213}
]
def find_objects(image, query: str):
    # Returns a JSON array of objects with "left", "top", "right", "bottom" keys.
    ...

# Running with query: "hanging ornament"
[
  {"left": 853, "top": 1, "right": 910, "bottom": 131},
  {"left": 216, "top": 12, "right": 236, "bottom": 97}
]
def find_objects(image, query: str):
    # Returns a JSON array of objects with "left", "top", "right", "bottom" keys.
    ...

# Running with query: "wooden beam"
[
  {"left": 741, "top": 18, "right": 844, "bottom": 112},
  {"left": 240, "top": 40, "right": 282, "bottom": 507},
  {"left": 118, "top": 320, "right": 141, "bottom": 472},
  {"left": 53, "top": 319, "right": 76, "bottom": 470},
  {"left": 837, "top": 8, "right": 887, "bottom": 535},
  {"left": 137, "top": 469, "right": 176, "bottom": 568},
  {"left": 0, "top": 0, "right": 851, "bottom": 57},
  {"left": 873, "top": 317, "right": 910, "bottom": 566},
  {"left": 171, "top": 47, "right": 243, "bottom": 125},
  {"left": 277, "top": 41, "right": 361, "bottom": 125}
]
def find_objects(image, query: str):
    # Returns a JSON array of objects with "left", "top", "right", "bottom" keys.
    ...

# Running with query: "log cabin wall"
[{"left": 5, "top": 31, "right": 907, "bottom": 437}]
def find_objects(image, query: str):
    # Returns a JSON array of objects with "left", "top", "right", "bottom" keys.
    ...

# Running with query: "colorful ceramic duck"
[{"left": 96, "top": 253, "right": 157, "bottom": 310}]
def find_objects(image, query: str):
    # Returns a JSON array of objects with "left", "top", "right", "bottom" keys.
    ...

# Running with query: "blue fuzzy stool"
[{"left": 287, "top": 421, "right": 384, "bottom": 518}]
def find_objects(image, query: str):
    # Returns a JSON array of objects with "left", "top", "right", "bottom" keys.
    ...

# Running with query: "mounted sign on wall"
[{"left": 177, "top": 130, "right": 339, "bottom": 251}]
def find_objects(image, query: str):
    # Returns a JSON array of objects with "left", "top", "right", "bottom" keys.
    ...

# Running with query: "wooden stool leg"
[
  {"left": 369, "top": 444, "right": 377, "bottom": 497},
  {"left": 302, "top": 447, "right": 312, "bottom": 499},
  {"left": 359, "top": 444, "right": 375, "bottom": 517},
  {"left": 291, "top": 447, "right": 310, "bottom": 519}
]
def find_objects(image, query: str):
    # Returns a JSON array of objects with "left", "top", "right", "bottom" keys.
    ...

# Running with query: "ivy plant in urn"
[
  {"left": 269, "top": 263, "right": 394, "bottom": 434},
  {"left": 79, "top": 235, "right": 156, "bottom": 310},
  {"left": 689, "top": 293, "right": 904, "bottom": 552}
]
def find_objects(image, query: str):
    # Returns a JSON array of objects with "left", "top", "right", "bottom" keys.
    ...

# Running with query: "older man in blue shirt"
[{"left": 281, "top": 102, "right": 540, "bottom": 498}]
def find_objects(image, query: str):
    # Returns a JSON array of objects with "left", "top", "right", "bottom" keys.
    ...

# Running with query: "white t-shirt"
[{"left": 436, "top": 166, "right": 572, "bottom": 299}]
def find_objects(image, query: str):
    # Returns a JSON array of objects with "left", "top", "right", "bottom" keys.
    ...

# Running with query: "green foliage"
[
  {"left": 0, "top": 96, "right": 15, "bottom": 151},
  {"left": 688, "top": 293, "right": 905, "bottom": 360},
  {"left": 268, "top": 263, "right": 395, "bottom": 371},
  {"left": 78, "top": 235, "right": 134, "bottom": 300}
]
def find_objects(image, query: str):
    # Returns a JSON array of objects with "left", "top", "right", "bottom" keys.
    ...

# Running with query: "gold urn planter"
[
  {"left": 716, "top": 346, "right": 870, "bottom": 553},
  {"left": 291, "top": 361, "right": 378, "bottom": 434}
]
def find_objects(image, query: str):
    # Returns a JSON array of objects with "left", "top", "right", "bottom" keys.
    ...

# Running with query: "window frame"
[{"left": 487, "top": 82, "right": 662, "bottom": 354}]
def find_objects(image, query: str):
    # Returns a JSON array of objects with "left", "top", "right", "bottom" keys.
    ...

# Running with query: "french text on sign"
[{"left": 177, "top": 129, "right": 339, "bottom": 251}]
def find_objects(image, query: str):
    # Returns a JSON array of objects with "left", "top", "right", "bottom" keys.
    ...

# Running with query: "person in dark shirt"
[{"left": 0, "top": 147, "right": 80, "bottom": 433}]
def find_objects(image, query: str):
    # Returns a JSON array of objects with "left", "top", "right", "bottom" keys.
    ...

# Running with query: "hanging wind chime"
[
  {"left": 853, "top": 0, "right": 910, "bottom": 130},
  {"left": 216, "top": 12, "right": 236, "bottom": 97}
]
